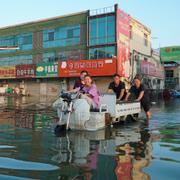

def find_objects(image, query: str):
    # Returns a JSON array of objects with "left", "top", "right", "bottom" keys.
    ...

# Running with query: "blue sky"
[{"left": 0, "top": 0, "right": 179, "bottom": 48}]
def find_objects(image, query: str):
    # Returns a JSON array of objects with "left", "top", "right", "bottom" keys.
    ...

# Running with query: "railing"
[{"left": 89, "top": 5, "right": 115, "bottom": 16}]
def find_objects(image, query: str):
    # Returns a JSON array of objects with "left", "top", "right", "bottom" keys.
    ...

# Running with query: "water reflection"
[
  {"left": 0, "top": 96, "right": 179, "bottom": 179},
  {"left": 51, "top": 124, "right": 152, "bottom": 180},
  {"left": 115, "top": 129, "right": 151, "bottom": 180}
]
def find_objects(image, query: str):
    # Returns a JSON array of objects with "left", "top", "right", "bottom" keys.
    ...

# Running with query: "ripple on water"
[{"left": 0, "top": 157, "right": 59, "bottom": 171}]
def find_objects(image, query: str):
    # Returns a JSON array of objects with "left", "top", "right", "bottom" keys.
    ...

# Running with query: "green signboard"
[
  {"left": 36, "top": 62, "right": 58, "bottom": 77},
  {"left": 160, "top": 46, "right": 180, "bottom": 62}
]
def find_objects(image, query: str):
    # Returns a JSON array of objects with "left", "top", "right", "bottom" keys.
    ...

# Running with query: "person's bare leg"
[{"left": 146, "top": 111, "right": 151, "bottom": 119}]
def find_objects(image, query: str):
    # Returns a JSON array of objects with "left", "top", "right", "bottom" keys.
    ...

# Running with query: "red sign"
[
  {"left": 16, "top": 64, "right": 36, "bottom": 78},
  {"left": 116, "top": 8, "right": 130, "bottom": 77},
  {"left": 0, "top": 66, "right": 15, "bottom": 79},
  {"left": 140, "top": 61, "right": 164, "bottom": 78},
  {"left": 58, "top": 59, "right": 116, "bottom": 77}
]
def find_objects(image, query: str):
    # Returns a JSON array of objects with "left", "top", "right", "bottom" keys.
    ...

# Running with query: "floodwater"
[{"left": 0, "top": 96, "right": 179, "bottom": 180}]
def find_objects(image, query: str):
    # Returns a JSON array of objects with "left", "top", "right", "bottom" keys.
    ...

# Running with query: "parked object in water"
[
  {"left": 163, "top": 89, "right": 171, "bottom": 101},
  {"left": 53, "top": 91, "right": 141, "bottom": 132},
  {"left": 170, "top": 89, "right": 180, "bottom": 98}
]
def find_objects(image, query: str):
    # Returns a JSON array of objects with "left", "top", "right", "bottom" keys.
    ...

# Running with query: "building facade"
[
  {"left": 161, "top": 46, "right": 180, "bottom": 90},
  {"left": 0, "top": 4, "right": 164, "bottom": 97},
  {"left": 130, "top": 17, "right": 164, "bottom": 90}
]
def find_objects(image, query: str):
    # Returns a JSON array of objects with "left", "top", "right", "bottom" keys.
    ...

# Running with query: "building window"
[
  {"left": 130, "top": 25, "right": 133, "bottom": 39},
  {"left": 48, "top": 32, "right": 54, "bottom": 41},
  {"left": 89, "top": 46, "right": 116, "bottom": 59},
  {"left": 144, "top": 57, "right": 148, "bottom": 61},
  {"left": 67, "top": 29, "right": 74, "bottom": 38},
  {"left": 23, "top": 35, "right": 32, "bottom": 44},
  {"left": 89, "top": 15, "right": 115, "bottom": 46},
  {"left": 144, "top": 33, "right": 148, "bottom": 46},
  {"left": 0, "top": 55, "right": 32, "bottom": 66},
  {"left": 43, "top": 25, "right": 80, "bottom": 48},
  {"left": 165, "top": 70, "right": 173, "bottom": 78}
]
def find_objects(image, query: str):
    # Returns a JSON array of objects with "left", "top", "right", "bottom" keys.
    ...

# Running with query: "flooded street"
[{"left": 0, "top": 96, "right": 179, "bottom": 180}]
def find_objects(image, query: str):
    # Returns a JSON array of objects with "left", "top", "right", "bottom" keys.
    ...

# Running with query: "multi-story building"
[
  {"left": 161, "top": 46, "right": 180, "bottom": 90},
  {"left": 0, "top": 10, "right": 89, "bottom": 96},
  {"left": 130, "top": 17, "right": 164, "bottom": 90},
  {"left": 0, "top": 4, "right": 164, "bottom": 97}
]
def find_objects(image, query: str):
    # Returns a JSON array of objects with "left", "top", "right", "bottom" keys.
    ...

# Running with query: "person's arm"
[
  {"left": 107, "top": 82, "right": 113, "bottom": 93},
  {"left": 118, "top": 89, "right": 125, "bottom": 100},
  {"left": 88, "top": 84, "right": 98, "bottom": 99},
  {"left": 107, "top": 89, "right": 113, "bottom": 93},
  {"left": 136, "top": 91, "right": 144, "bottom": 101},
  {"left": 67, "top": 87, "right": 80, "bottom": 93},
  {"left": 125, "top": 92, "right": 131, "bottom": 101}
]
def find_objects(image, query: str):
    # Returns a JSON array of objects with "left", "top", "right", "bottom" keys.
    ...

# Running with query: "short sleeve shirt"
[
  {"left": 73, "top": 79, "right": 84, "bottom": 90},
  {"left": 129, "top": 84, "right": 145, "bottom": 98},
  {"left": 108, "top": 81, "right": 125, "bottom": 99}
]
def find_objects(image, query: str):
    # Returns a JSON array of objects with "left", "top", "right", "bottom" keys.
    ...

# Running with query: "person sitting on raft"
[
  {"left": 73, "top": 70, "right": 88, "bottom": 90},
  {"left": 79, "top": 75, "right": 100, "bottom": 109}
]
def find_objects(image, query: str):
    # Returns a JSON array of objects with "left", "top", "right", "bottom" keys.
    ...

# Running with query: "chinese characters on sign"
[
  {"left": 58, "top": 59, "right": 116, "bottom": 77},
  {"left": 16, "top": 64, "right": 36, "bottom": 78},
  {"left": 36, "top": 62, "right": 58, "bottom": 77},
  {"left": 0, "top": 66, "right": 16, "bottom": 78},
  {"left": 140, "top": 60, "right": 164, "bottom": 78}
]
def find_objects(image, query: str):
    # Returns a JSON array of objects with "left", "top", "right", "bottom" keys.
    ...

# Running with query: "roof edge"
[{"left": 0, "top": 10, "right": 89, "bottom": 30}]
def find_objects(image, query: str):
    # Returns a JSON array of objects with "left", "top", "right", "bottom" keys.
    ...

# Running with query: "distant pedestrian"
[
  {"left": 125, "top": 77, "right": 151, "bottom": 119},
  {"left": 107, "top": 74, "right": 126, "bottom": 100}
]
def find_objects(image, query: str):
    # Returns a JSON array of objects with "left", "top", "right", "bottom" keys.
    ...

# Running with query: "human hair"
[
  {"left": 134, "top": 74, "right": 142, "bottom": 81},
  {"left": 84, "top": 74, "right": 94, "bottom": 84},
  {"left": 84, "top": 74, "right": 92, "bottom": 79},
  {"left": 80, "top": 70, "right": 88, "bottom": 75},
  {"left": 113, "top": 73, "right": 121, "bottom": 78}
]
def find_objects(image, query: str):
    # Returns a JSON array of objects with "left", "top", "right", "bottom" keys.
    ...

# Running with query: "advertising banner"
[
  {"left": 0, "top": 66, "right": 15, "bottom": 79},
  {"left": 160, "top": 46, "right": 180, "bottom": 62},
  {"left": 58, "top": 58, "right": 116, "bottom": 77},
  {"left": 36, "top": 62, "right": 58, "bottom": 77},
  {"left": 116, "top": 8, "right": 130, "bottom": 77},
  {"left": 16, "top": 64, "right": 36, "bottom": 78},
  {"left": 140, "top": 60, "right": 164, "bottom": 78}
]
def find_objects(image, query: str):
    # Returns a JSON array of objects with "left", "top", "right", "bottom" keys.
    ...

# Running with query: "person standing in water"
[{"left": 125, "top": 77, "right": 151, "bottom": 119}]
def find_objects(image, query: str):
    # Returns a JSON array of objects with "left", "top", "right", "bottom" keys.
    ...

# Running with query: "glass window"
[
  {"left": 43, "top": 25, "right": 80, "bottom": 48},
  {"left": 0, "top": 55, "right": 32, "bottom": 66},
  {"left": 23, "top": 34, "right": 32, "bottom": 44},
  {"left": 67, "top": 29, "right": 73, "bottom": 38},
  {"left": 165, "top": 70, "right": 173, "bottom": 78},
  {"left": 43, "top": 52, "right": 56, "bottom": 62},
  {"left": 89, "top": 15, "right": 115, "bottom": 46},
  {"left": 97, "top": 17, "right": 106, "bottom": 44},
  {"left": 144, "top": 33, "right": 148, "bottom": 46},
  {"left": 89, "top": 46, "right": 116, "bottom": 59},
  {"left": 0, "top": 33, "right": 33, "bottom": 53},
  {"left": 48, "top": 32, "right": 54, "bottom": 41},
  {"left": 130, "top": 25, "right": 133, "bottom": 39}
]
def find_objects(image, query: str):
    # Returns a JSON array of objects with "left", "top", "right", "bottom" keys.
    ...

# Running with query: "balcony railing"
[{"left": 89, "top": 5, "right": 115, "bottom": 16}]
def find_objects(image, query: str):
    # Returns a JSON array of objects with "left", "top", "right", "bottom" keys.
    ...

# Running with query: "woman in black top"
[{"left": 125, "top": 78, "right": 151, "bottom": 119}]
